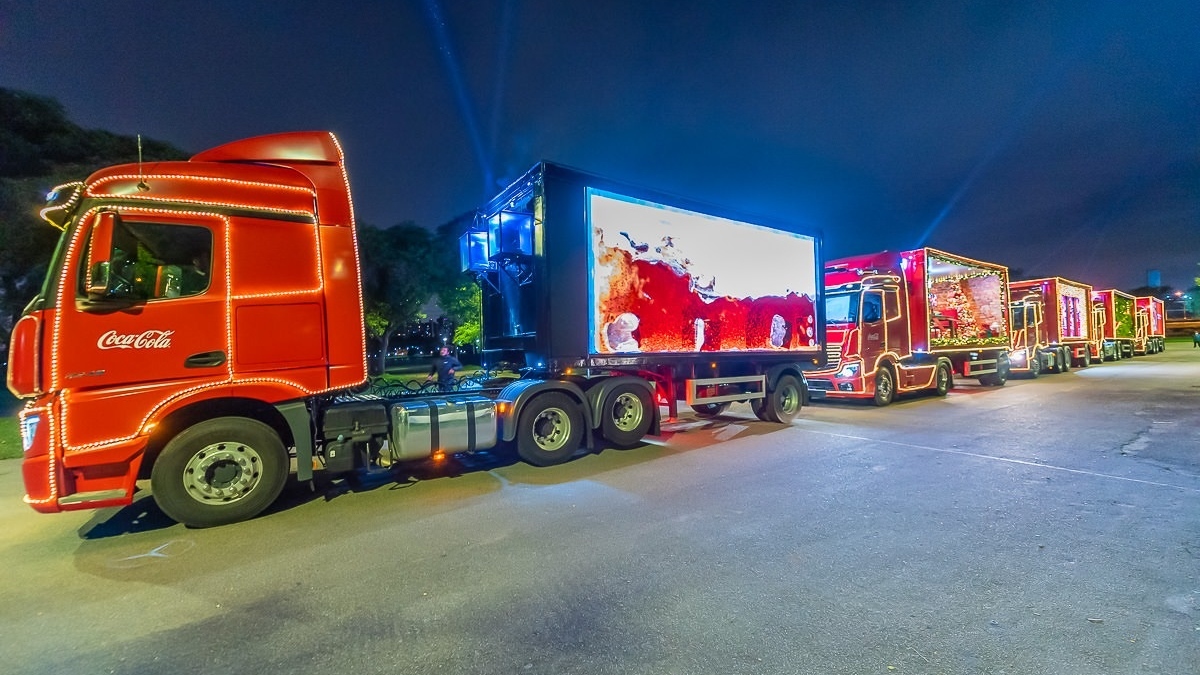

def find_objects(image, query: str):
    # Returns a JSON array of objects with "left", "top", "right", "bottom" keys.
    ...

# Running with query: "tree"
[
  {"left": 357, "top": 222, "right": 437, "bottom": 373},
  {"left": 0, "top": 88, "right": 186, "bottom": 353}
]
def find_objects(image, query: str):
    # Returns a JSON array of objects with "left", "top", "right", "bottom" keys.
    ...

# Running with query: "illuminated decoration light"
[
  {"left": 329, "top": 132, "right": 370, "bottom": 387},
  {"left": 86, "top": 174, "right": 316, "bottom": 220},
  {"left": 39, "top": 181, "right": 85, "bottom": 230},
  {"left": 45, "top": 203, "right": 351, "bottom": 465}
]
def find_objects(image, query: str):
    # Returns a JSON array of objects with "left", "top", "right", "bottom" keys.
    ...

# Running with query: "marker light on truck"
[{"left": 20, "top": 414, "right": 40, "bottom": 453}]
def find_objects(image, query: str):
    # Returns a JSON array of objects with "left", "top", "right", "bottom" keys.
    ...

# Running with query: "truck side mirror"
[{"left": 85, "top": 211, "right": 121, "bottom": 299}]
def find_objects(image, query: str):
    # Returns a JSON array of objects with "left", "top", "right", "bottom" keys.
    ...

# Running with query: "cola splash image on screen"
[{"left": 587, "top": 189, "right": 819, "bottom": 355}]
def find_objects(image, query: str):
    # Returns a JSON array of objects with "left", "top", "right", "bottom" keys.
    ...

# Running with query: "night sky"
[{"left": 3, "top": 1, "right": 1197, "bottom": 291}]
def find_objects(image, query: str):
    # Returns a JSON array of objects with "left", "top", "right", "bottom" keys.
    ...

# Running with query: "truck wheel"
[
  {"left": 515, "top": 392, "right": 584, "bottom": 466},
  {"left": 934, "top": 362, "right": 953, "bottom": 396},
  {"left": 1059, "top": 348, "right": 1071, "bottom": 371},
  {"left": 601, "top": 383, "right": 653, "bottom": 448},
  {"left": 692, "top": 402, "right": 731, "bottom": 418},
  {"left": 1027, "top": 353, "right": 1041, "bottom": 379},
  {"left": 873, "top": 366, "right": 896, "bottom": 407},
  {"left": 1077, "top": 349, "right": 1091, "bottom": 368},
  {"left": 1050, "top": 349, "right": 1064, "bottom": 373},
  {"left": 763, "top": 374, "right": 803, "bottom": 424},
  {"left": 150, "top": 417, "right": 288, "bottom": 528},
  {"left": 750, "top": 397, "right": 771, "bottom": 422}
]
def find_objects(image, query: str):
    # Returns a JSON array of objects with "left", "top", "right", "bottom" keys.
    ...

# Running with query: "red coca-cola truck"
[
  {"left": 6, "top": 132, "right": 825, "bottom": 527},
  {"left": 806, "top": 248, "right": 1011, "bottom": 406},
  {"left": 1090, "top": 289, "right": 1136, "bottom": 361},
  {"left": 1134, "top": 296, "right": 1166, "bottom": 355},
  {"left": 1007, "top": 276, "right": 1094, "bottom": 377}
]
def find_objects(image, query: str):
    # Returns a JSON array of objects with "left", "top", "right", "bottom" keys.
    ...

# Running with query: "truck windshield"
[{"left": 825, "top": 292, "right": 859, "bottom": 324}]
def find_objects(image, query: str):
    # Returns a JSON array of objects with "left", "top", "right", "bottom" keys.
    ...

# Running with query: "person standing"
[
  {"left": 1193, "top": 330, "right": 1200, "bottom": 348},
  {"left": 427, "top": 346, "right": 463, "bottom": 391}
]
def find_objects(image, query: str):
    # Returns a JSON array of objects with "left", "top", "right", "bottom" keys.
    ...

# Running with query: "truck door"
[
  {"left": 860, "top": 290, "right": 885, "bottom": 366},
  {"left": 54, "top": 210, "right": 228, "bottom": 449}
]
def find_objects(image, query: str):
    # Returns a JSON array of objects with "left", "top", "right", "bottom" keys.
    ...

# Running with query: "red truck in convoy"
[
  {"left": 1090, "top": 289, "right": 1136, "bottom": 361},
  {"left": 6, "top": 131, "right": 825, "bottom": 527},
  {"left": 1133, "top": 296, "right": 1166, "bottom": 355},
  {"left": 806, "top": 248, "right": 1011, "bottom": 406},
  {"left": 1007, "top": 277, "right": 1093, "bottom": 377}
]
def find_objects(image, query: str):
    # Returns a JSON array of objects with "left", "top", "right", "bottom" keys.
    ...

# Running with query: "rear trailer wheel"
[
  {"left": 150, "top": 417, "right": 289, "bottom": 528},
  {"left": 763, "top": 374, "right": 803, "bottom": 424},
  {"left": 1059, "top": 347, "right": 1071, "bottom": 371},
  {"left": 600, "top": 383, "right": 653, "bottom": 448},
  {"left": 516, "top": 392, "right": 584, "bottom": 466},
  {"left": 750, "top": 397, "right": 771, "bottom": 422},
  {"left": 934, "top": 362, "right": 953, "bottom": 396},
  {"left": 872, "top": 367, "right": 896, "bottom": 407},
  {"left": 1077, "top": 348, "right": 1091, "bottom": 368},
  {"left": 691, "top": 401, "right": 731, "bottom": 418}
]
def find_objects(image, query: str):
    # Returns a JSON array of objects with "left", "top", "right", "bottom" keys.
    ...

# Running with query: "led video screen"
[{"left": 588, "top": 189, "right": 818, "bottom": 355}]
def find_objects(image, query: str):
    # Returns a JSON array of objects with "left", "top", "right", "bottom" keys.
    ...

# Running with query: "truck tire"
[
  {"left": 762, "top": 374, "right": 803, "bottom": 424},
  {"left": 692, "top": 402, "right": 731, "bottom": 418},
  {"left": 1076, "top": 348, "right": 1091, "bottom": 368},
  {"left": 1050, "top": 349, "right": 1065, "bottom": 373},
  {"left": 600, "top": 383, "right": 653, "bottom": 448},
  {"left": 1059, "top": 347, "right": 1071, "bottom": 372},
  {"left": 150, "top": 417, "right": 288, "bottom": 528},
  {"left": 873, "top": 366, "right": 896, "bottom": 407},
  {"left": 750, "top": 397, "right": 771, "bottom": 422},
  {"left": 934, "top": 362, "right": 953, "bottom": 396},
  {"left": 979, "top": 362, "right": 1009, "bottom": 387},
  {"left": 515, "top": 392, "right": 584, "bottom": 466}
]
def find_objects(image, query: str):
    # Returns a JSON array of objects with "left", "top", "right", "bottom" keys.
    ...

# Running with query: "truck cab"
[{"left": 7, "top": 131, "right": 367, "bottom": 520}]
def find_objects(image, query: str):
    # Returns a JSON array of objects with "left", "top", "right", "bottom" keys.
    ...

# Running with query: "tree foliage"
[
  {"left": 0, "top": 88, "right": 187, "bottom": 347},
  {"left": 357, "top": 222, "right": 438, "bottom": 370}
]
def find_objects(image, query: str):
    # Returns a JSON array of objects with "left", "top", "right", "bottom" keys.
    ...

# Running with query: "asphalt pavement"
[{"left": 1, "top": 343, "right": 1197, "bottom": 674}]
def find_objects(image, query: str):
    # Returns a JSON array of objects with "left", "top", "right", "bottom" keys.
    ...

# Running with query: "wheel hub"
[
  {"left": 183, "top": 442, "right": 263, "bottom": 504},
  {"left": 611, "top": 393, "right": 644, "bottom": 432},
  {"left": 533, "top": 409, "right": 569, "bottom": 450}
]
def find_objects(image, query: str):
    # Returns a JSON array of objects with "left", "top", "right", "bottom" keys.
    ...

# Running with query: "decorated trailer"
[
  {"left": 1090, "top": 289, "right": 1136, "bottom": 360},
  {"left": 1007, "top": 276, "right": 1093, "bottom": 377},
  {"left": 806, "top": 248, "right": 1010, "bottom": 406},
  {"left": 1133, "top": 296, "right": 1166, "bottom": 355},
  {"left": 6, "top": 133, "right": 825, "bottom": 528}
]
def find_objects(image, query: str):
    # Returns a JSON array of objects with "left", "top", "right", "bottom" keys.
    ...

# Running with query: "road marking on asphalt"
[{"left": 809, "top": 430, "right": 1200, "bottom": 494}]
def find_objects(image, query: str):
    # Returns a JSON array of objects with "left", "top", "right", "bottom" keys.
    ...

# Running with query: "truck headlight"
[
  {"left": 1009, "top": 348, "right": 1027, "bottom": 364},
  {"left": 837, "top": 361, "right": 860, "bottom": 378},
  {"left": 20, "top": 414, "right": 40, "bottom": 453}
]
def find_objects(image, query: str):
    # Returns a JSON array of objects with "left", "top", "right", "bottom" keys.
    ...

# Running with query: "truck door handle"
[{"left": 185, "top": 351, "right": 227, "bottom": 368}]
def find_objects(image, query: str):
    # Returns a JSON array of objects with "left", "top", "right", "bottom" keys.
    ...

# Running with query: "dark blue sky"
[{"left": 3, "top": 0, "right": 1197, "bottom": 291}]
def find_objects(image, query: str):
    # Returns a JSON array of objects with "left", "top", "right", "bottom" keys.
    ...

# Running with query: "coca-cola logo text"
[{"left": 97, "top": 329, "right": 175, "bottom": 350}]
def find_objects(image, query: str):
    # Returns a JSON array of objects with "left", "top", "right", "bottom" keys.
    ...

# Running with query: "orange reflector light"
[{"left": 432, "top": 450, "right": 446, "bottom": 462}]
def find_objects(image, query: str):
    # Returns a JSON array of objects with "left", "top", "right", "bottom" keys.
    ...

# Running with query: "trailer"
[
  {"left": 6, "top": 132, "right": 825, "bottom": 527},
  {"left": 806, "top": 248, "right": 1011, "bottom": 406},
  {"left": 1008, "top": 276, "right": 1093, "bottom": 377},
  {"left": 1134, "top": 296, "right": 1166, "bottom": 355},
  {"left": 1090, "top": 289, "right": 1136, "bottom": 360}
]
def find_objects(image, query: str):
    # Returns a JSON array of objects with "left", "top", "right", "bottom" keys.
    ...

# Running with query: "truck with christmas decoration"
[
  {"left": 806, "top": 248, "right": 1011, "bottom": 406},
  {"left": 1133, "top": 296, "right": 1166, "bottom": 355},
  {"left": 1007, "top": 276, "right": 1094, "bottom": 377},
  {"left": 1089, "top": 289, "right": 1137, "bottom": 361},
  {"left": 6, "top": 131, "right": 826, "bottom": 528}
]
